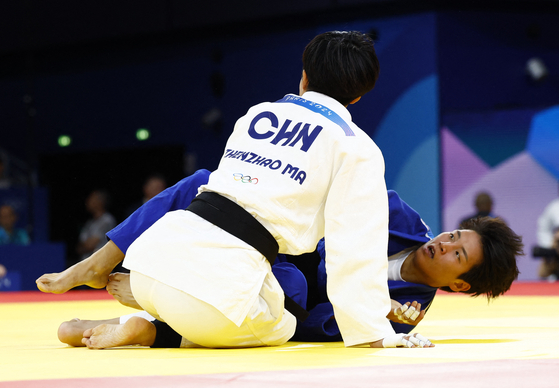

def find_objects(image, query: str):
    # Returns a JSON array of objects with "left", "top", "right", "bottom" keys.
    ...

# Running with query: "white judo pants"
[{"left": 128, "top": 271, "right": 296, "bottom": 348}]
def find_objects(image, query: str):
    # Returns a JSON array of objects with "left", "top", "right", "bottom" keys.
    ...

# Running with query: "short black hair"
[
  {"left": 302, "top": 31, "right": 380, "bottom": 106},
  {"left": 440, "top": 217, "right": 523, "bottom": 299}
]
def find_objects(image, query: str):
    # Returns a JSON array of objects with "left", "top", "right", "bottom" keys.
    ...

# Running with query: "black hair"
[
  {"left": 440, "top": 217, "right": 523, "bottom": 299},
  {"left": 302, "top": 31, "right": 380, "bottom": 106}
]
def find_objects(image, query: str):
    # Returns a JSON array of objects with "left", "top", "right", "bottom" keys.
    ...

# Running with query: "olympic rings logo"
[{"left": 233, "top": 173, "right": 258, "bottom": 184}]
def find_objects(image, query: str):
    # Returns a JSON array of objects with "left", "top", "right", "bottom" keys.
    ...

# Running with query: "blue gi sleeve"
[{"left": 106, "top": 169, "right": 211, "bottom": 253}]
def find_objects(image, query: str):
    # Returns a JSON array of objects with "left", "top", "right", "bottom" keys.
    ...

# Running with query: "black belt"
[{"left": 187, "top": 191, "right": 309, "bottom": 322}]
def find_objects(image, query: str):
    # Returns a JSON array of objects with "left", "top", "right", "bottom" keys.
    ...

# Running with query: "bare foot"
[
  {"left": 106, "top": 273, "right": 142, "bottom": 310},
  {"left": 58, "top": 318, "right": 119, "bottom": 347},
  {"left": 82, "top": 316, "right": 156, "bottom": 349},
  {"left": 36, "top": 241, "right": 124, "bottom": 294},
  {"left": 36, "top": 263, "right": 108, "bottom": 294}
]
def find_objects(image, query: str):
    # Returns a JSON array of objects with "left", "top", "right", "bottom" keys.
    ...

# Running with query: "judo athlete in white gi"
[{"left": 37, "top": 31, "right": 431, "bottom": 348}]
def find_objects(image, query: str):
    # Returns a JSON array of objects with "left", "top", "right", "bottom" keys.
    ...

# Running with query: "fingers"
[
  {"left": 410, "top": 333, "right": 434, "bottom": 347},
  {"left": 403, "top": 303, "right": 420, "bottom": 320},
  {"left": 381, "top": 333, "right": 434, "bottom": 348},
  {"left": 393, "top": 303, "right": 408, "bottom": 317},
  {"left": 394, "top": 301, "right": 422, "bottom": 324},
  {"left": 382, "top": 333, "right": 413, "bottom": 348}
]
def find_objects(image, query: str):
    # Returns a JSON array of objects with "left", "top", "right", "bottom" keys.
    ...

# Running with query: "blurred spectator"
[
  {"left": 459, "top": 191, "right": 496, "bottom": 228},
  {"left": 0, "top": 204, "right": 30, "bottom": 245},
  {"left": 535, "top": 226, "right": 559, "bottom": 282},
  {"left": 0, "top": 157, "right": 12, "bottom": 189},
  {"left": 0, "top": 264, "right": 6, "bottom": 278},
  {"left": 124, "top": 174, "right": 167, "bottom": 218},
  {"left": 537, "top": 187, "right": 559, "bottom": 249},
  {"left": 76, "top": 190, "right": 116, "bottom": 262}
]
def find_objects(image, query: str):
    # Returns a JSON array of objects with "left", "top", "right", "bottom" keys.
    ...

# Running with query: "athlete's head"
[
  {"left": 301, "top": 31, "right": 380, "bottom": 106},
  {"left": 438, "top": 217, "right": 522, "bottom": 299}
]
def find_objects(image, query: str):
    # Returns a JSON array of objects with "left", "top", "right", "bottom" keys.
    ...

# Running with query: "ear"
[
  {"left": 299, "top": 70, "right": 309, "bottom": 94},
  {"left": 449, "top": 280, "right": 471, "bottom": 292},
  {"left": 348, "top": 96, "right": 361, "bottom": 105}
]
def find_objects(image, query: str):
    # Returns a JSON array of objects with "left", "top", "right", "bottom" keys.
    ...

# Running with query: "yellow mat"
[{"left": 1, "top": 292, "right": 558, "bottom": 382}]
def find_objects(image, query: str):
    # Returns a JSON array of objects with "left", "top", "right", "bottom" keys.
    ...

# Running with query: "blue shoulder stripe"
[{"left": 275, "top": 95, "right": 355, "bottom": 136}]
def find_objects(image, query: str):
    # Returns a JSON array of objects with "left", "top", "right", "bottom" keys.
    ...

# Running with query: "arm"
[
  {"left": 323, "top": 145, "right": 394, "bottom": 347},
  {"left": 322, "top": 145, "right": 432, "bottom": 348}
]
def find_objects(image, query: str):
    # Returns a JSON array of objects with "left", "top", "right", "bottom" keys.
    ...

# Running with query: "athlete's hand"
[
  {"left": 374, "top": 333, "right": 434, "bottom": 348},
  {"left": 387, "top": 301, "right": 426, "bottom": 326}
]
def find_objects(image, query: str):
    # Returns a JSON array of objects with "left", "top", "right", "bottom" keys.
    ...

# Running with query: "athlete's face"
[{"left": 414, "top": 230, "right": 483, "bottom": 290}]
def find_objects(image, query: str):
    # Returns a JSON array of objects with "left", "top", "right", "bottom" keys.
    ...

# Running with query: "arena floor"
[{"left": 1, "top": 282, "right": 558, "bottom": 388}]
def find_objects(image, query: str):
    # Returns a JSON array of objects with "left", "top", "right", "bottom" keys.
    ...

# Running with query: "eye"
[
  {"left": 456, "top": 251, "right": 461, "bottom": 262},
  {"left": 449, "top": 232, "right": 455, "bottom": 240}
]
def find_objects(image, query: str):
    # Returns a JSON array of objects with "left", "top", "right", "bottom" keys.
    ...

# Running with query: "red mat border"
[
  {"left": 496, "top": 280, "right": 559, "bottom": 295},
  {"left": 1, "top": 281, "right": 558, "bottom": 304},
  {"left": 435, "top": 281, "right": 559, "bottom": 296},
  {"left": 0, "top": 289, "right": 113, "bottom": 303}
]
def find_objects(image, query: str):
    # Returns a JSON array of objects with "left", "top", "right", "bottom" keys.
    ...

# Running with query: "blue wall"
[{"left": 2, "top": 9, "right": 558, "bottom": 252}]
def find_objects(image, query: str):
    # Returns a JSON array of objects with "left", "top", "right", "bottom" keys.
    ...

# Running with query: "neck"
[{"left": 400, "top": 248, "right": 427, "bottom": 285}]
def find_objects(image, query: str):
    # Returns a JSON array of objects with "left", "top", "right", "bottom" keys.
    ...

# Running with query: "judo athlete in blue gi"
[{"left": 55, "top": 169, "right": 522, "bottom": 348}]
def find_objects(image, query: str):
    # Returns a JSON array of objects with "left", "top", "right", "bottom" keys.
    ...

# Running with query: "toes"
[
  {"left": 111, "top": 272, "right": 129, "bottom": 281},
  {"left": 106, "top": 281, "right": 119, "bottom": 294},
  {"left": 36, "top": 278, "right": 50, "bottom": 291}
]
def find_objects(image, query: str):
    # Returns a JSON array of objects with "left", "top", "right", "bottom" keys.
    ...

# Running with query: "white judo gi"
[{"left": 124, "top": 91, "right": 395, "bottom": 347}]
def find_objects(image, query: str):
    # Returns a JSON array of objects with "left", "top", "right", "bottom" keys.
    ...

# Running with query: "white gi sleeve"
[{"left": 323, "top": 143, "right": 395, "bottom": 347}]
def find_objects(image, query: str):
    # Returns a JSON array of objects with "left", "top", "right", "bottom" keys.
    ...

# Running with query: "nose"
[{"left": 438, "top": 241, "right": 454, "bottom": 254}]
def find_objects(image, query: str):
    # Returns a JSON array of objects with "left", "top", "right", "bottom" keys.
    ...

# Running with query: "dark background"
[{"left": 1, "top": 0, "right": 559, "bottom": 270}]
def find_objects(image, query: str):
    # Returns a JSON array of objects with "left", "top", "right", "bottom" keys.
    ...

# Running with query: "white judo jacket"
[{"left": 126, "top": 91, "right": 395, "bottom": 346}]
